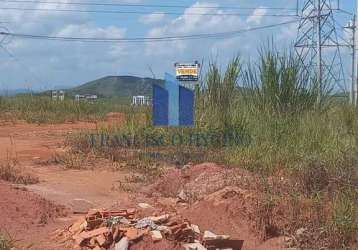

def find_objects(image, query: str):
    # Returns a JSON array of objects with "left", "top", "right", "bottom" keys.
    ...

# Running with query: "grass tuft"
[
  {"left": 0, "top": 161, "right": 39, "bottom": 185},
  {"left": 0, "top": 234, "right": 14, "bottom": 250}
]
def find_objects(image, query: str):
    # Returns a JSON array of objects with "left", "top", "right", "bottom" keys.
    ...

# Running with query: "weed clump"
[
  {"left": 0, "top": 234, "right": 14, "bottom": 250},
  {"left": 0, "top": 161, "right": 39, "bottom": 185}
]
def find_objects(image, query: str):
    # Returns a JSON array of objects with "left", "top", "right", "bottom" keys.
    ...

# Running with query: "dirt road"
[{"left": 0, "top": 121, "right": 285, "bottom": 250}]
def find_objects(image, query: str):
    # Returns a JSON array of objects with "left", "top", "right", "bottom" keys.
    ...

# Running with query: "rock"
[
  {"left": 70, "top": 199, "right": 94, "bottom": 214},
  {"left": 151, "top": 230, "right": 163, "bottom": 241},
  {"left": 119, "top": 217, "right": 130, "bottom": 225},
  {"left": 135, "top": 218, "right": 157, "bottom": 230},
  {"left": 183, "top": 242, "right": 207, "bottom": 250},
  {"left": 115, "top": 237, "right": 129, "bottom": 250},
  {"left": 203, "top": 230, "right": 230, "bottom": 240},
  {"left": 138, "top": 203, "right": 154, "bottom": 209},
  {"left": 147, "top": 214, "right": 170, "bottom": 224},
  {"left": 178, "top": 190, "right": 189, "bottom": 202},
  {"left": 156, "top": 225, "right": 172, "bottom": 235}
]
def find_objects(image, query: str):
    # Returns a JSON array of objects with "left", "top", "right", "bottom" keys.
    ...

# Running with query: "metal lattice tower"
[{"left": 295, "top": 0, "right": 345, "bottom": 102}]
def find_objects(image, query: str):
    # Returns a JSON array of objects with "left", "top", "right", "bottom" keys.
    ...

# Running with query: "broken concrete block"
[
  {"left": 147, "top": 214, "right": 170, "bottom": 224},
  {"left": 183, "top": 242, "right": 207, "bottom": 250},
  {"left": 203, "top": 230, "right": 217, "bottom": 240},
  {"left": 203, "top": 230, "right": 230, "bottom": 240},
  {"left": 190, "top": 224, "right": 200, "bottom": 234},
  {"left": 115, "top": 237, "right": 129, "bottom": 250},
  {"left": 138, "top": 203, "right": 153, "bottom": 209},
  {"left": 151, "top": 230, "right": 163, "bottom": 241},
  {"left": 203, "top": 231, "right": 230, "bottom": 240}
]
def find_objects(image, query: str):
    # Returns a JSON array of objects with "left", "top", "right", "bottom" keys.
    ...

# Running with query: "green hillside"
[{"left": 67, "top": 76, "right": 164, "bottom": 98}]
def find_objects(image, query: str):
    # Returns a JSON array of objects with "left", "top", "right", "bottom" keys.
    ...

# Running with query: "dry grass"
[
  {"left": 50, "top": 144, "right": 99, "bottom": 170},
  {"left": 0, "top": 160, "right": 39, "bottom": 185},
  {"left": 0, "top": 234, "right": 13, "bottom": 250}
]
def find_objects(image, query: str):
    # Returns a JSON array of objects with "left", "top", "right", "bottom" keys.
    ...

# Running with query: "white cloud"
[
  {"left": 56, "top": 24, "right": 126, "bottom": 39},
  {"left": 144, "top": 1, "right": 245, "bottom": 56},
  {"left": 139, "top": 13, "right": 166, "bottom": 24},
  {"left": 246, "top": 7, "right": 268, "bottom": 25}
]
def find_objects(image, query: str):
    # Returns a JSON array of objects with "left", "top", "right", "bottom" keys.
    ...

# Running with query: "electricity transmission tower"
[{"left": 295, "top": 0, "right": 345, "bottom": 104}]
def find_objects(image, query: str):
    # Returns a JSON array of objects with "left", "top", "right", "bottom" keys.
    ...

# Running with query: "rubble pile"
[{"left": 55, "top": 208, "right": 243, "bottom": 250}]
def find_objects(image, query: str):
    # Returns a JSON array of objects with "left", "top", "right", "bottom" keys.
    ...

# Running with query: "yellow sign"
[
  {"left": 175, "top": 63, "right": 199, "bottom": 81},
  {"left": 176, "top": 67, "right": 198, "bottom": 76}
]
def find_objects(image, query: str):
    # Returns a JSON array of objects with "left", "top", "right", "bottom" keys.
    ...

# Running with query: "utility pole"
[
  {"left": 353, "top": 14, "right": 357, "bottom": 106},
  {"left": 345, "top": 15, "right": 356, "bottom": 105},
  {"left": 353, "top": 14, "right": 356, "bottom": 105},
  {"left": 317, "top": 0, "right": 322, "bottom": 105},
  {"left": 356, "top": 0, "right": 358, "bottom": 106},
  {"left": 295, "top": 0, "right": 345, "bottom": 106}
]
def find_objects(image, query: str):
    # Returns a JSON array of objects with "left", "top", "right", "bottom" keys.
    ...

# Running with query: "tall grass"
[
  {"left": 197, "top": 56, "right": 243, "bottom": 128},
  {"left": 242, "top": 46, "right": 320, "bottom": 114}
]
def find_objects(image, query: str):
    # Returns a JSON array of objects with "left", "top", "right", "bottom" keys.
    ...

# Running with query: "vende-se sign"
[{"left": 175, "top": 62, "right": 200, "bottom": 81}]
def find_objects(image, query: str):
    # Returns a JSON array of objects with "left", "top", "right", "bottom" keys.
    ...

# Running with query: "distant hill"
[{"left": 67, "top": 76, "right": 164, "bottom": 98}]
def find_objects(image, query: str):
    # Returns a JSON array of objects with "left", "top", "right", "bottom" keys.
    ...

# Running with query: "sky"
[{"left": 0, "top": 0, "right": 355, "bottom": 91}]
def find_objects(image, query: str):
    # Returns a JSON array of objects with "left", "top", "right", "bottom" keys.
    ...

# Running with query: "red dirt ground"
[
  {"left": 0, "top": 121, "right": 285, "bottom": 250},
  {"left": 0, "top": 181, "right": 69, "bottom": 249},
  {"left": 145, "top": 163, "right": 285, "bottom": 250}
]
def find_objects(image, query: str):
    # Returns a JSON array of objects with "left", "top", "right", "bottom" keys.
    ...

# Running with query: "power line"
[
  {"left": 0, "top": 20, "right": 299, "bottom": 43},
  {"left": 0, "top": 0, "right": 298, "bottom": 11},
  {"left": 0, "top": 6, "right": 299, "bottom": 17},
  {"left": 337, "top": 8, "right": 354, "bottom": 16}
]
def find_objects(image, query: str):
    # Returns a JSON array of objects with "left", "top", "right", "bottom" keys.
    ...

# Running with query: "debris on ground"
[
  {"left": 137, "top": 203, "right": 153, "bottom": 209},
  {"left": 178, "top": 189, "right": 189, "bottom": 203},
  {"left": 55, "top": 208, "right": 244, "bottom": 250}
]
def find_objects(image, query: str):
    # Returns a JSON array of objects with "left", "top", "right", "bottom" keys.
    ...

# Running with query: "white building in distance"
[
  {"left": 52, "top": 90, "right": 65, "bottom": 101},
  {"left": 132, "top": 96, "right": 151, "bottom": 106}
]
